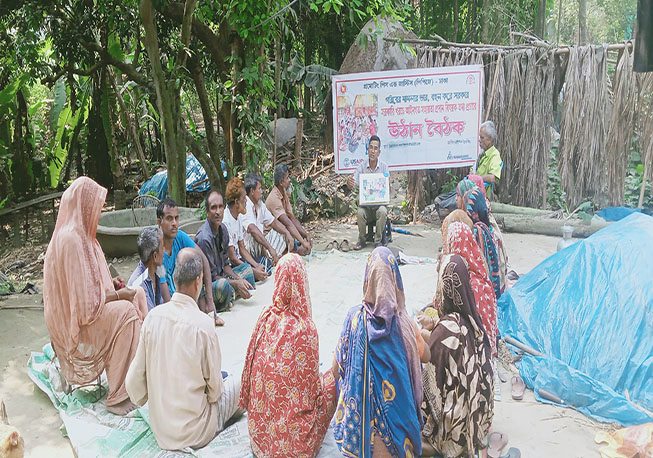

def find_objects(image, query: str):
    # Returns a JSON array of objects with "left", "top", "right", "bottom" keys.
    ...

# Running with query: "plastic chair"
[{"left": 485, "top": 161, "right": 504, "bottom": 200}]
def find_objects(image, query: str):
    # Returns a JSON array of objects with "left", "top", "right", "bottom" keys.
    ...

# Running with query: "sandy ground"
[{"left": 0, "top": 222, "right": 611, "bottom": 457}]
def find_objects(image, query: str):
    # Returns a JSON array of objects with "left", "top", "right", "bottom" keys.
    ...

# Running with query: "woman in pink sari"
[{"left": 44, "top": 176, "right": 148, "bottom": 415}]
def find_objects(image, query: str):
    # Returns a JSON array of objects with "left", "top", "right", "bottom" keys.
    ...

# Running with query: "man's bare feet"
[
  {"left": 106, "top": 399, "right": 138, "bottom": 415},
  {"left": 215, "top": 315, "right": 225, "bottom": 326}
]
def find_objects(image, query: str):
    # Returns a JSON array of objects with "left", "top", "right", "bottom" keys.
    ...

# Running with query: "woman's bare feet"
[{"left": 106, "top": 399, "right": 138, "bottom": 415}]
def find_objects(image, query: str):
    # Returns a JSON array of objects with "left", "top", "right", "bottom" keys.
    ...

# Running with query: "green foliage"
[{"left": 440, "top": 170, "right": 462, "bottom": 194}]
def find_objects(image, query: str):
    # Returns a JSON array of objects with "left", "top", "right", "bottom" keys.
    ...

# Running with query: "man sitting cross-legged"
[
  {"left": 126, "top": 248, "right": 242, "bottom": 451},
  {"left": 241, "top": 173, "right": 294, "bottom": 266},
  {"left": 195, "top": 188, "right": 254, "bottom": 318},
  {"left": 223, "top": 177, "right": 270, "bottom": 280},
  {"left": 265, "top": 164, "right": 312, "bottom": 256},
  {"left": 156, "top": 197, "right": 218, "bottom": 325}
]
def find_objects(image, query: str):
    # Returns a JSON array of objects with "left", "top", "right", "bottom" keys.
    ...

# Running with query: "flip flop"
[
  {"left": 500, "top": 448, "right": 521, "bottom": 458},
  {"left": 324, "top": 240, "right": 339, "bottom": 250},
  {"left": 340, "top": 239, "right": 351, "bottom": 252},
  {"left": 511, "top": 375, "right": 526, "bottom": 400},
  {"left": 487, "top": 431, "right": 509, "bottom": 458}
]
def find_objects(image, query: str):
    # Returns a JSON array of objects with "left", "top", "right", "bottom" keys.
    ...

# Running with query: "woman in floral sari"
[
  {"left": 422, "top": 254, "right": 494, "bottom": 458},
  {"left": 333, "top": 247, "right": 423, "bottom": 458},
  {"left": 239, "top": 253, "right": 337, "bottom": 458}
]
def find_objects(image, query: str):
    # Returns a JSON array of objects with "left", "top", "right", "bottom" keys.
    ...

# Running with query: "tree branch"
[
  {"left": 159, "top": 2, "right": 229, "bottom": 76},
  {"left": 42, "top": 61, "right": 105, "bottom": 86},
  {"left": 177, "top": 0, "right": 198, "bottom": 69},
  {"left": 82, "top": 41, "right": 152, "bottom": 89}
]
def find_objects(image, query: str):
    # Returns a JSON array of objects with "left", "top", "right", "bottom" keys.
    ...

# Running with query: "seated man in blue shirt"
[
  {"left": 128, "top": 226, "right": 165, "bottom": 311},
  {"left": 157, "top": 198, "right": 220, "bottom": 325}
]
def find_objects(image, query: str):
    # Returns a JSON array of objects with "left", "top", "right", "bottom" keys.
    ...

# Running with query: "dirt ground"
[{"left": 0, "top": 221, "right": 612, "bottom": 457}]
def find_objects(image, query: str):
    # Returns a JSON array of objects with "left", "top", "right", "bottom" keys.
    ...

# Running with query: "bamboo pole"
[
  {"left": 273, "top": 113, "right": 278, "bottom": 169},
  {"left": 294, "top": 113, "right": 303, "bottom": 168},
  {"left": 385, "top": 37, "right": 635, "bottom": 56}
]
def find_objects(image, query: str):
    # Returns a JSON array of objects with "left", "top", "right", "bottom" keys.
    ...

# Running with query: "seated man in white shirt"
[
  {"left": 125, "top": 248, "right": 242, "bottom": 451},
  {"left": 223, "top": 177, "right": 269, "bottom": 281},
  {"left": 241, "top": 173, "right": 294, "bottom": 266}
]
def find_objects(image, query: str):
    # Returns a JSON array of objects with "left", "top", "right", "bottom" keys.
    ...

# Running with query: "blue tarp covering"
[
  {"left": 498, "top": 212, "right": 653, "bottom": 426},
  {"left": 138, "top": 154, "right": 218, "bottom": 199},
  {"left": 596, "top": 206, "right": 642, "bottom": 222}
]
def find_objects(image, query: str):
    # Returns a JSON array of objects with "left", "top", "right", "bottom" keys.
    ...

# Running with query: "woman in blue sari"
[{"left": 332, "top": 247, "right": 423, "bottom": 458}]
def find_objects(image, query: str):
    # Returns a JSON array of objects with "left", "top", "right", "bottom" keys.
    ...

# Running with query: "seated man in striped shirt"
[{"left": 241, "top": 173, "right": 294, "bottom": 266}]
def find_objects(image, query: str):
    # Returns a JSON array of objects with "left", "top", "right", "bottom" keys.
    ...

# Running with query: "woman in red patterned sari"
[
  {"left": 239, "top": 253, "right": 337, "bottom": 458},
  {"left": 442, "top": 220, "right": 498, "bottom": 357}
]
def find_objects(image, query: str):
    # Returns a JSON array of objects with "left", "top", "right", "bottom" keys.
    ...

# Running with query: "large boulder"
[{"left": 338, "top": 16, "right": 418, "bottom": 74}]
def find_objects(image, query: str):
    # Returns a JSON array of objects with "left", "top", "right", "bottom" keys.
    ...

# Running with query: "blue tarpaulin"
[
  {"left": 139, "top": 154, "right": 222, "bottom": 199},
  {"left": 498, "top": 212, "right": 653, "bottom": 426},
  {"left": 596, "top": 206, "right": 642, "bottom": 222}
]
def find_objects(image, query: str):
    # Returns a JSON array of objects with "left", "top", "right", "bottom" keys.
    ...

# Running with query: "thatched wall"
[{"left": 416, "top": 42, "right": 652, "bottom": 209}]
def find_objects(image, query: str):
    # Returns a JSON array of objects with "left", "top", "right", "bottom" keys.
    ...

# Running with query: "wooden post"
[
  {"left": 12, "top": 214, "right": 21, "bottom": 248},
  {"left": 273, "top": 113, "right": 278, "bottom": 168},
  {"left": 294, "top": 114, "right": 304, "bottom": 169}
]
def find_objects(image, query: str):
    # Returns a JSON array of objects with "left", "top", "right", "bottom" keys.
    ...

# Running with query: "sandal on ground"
[
  {"left": 500, "top": 448, "right": 521, "bottom": 458},
  {"left": 511, "top": 375, "right": 526, "bottom": 400},
  {"left": 340, "top": 239, "right": 351, "bottom": 252},
  {"left": 324, "top": 240, "right": 339, "bottom": 250},
  {"left": 353, "top": 241, "right": 365, "bottom": 251},
  {"left": 487, "top": 431, "right": 509, "bottom": 458}
]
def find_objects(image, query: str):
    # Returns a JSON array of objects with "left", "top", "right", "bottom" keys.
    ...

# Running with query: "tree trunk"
[
  {"left": 453, "top": 0, "right": 459, "bottom": 41},
  {"left": 481, "top": 0, "right": 491, "bottom": 43},
  {"left": 578, "top": 0, "right": 587, "bottom": 45},
  {"left": 108, "top": 69, "right": 149, "bottom": 179},
  {"left": 101, "top": 69, "right": 124, "bottom": 195},
  {"left": 140, "top": 0, "right": 186, "bottom": 205},
  {"left": 85, "top": 76, "right": 113, "bottom": 189},
  {"left": 189, "top": 56, "right": 225, "bottom": 190},
  {"left": 537, "top": 0, "right": 546, "bottom": 40},
  {"left": 11, "top": 88, "right": 33, "bottom": 196},
  {"left": 274, "top": 30, "right": 282, "bottom": 116}
]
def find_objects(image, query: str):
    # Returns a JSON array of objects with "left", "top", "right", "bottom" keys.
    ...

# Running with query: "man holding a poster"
[{"left": 347, "top": 135, "right": 389, "bottom": 250}]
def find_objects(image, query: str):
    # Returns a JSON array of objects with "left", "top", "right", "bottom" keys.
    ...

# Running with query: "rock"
[
  {"left": 269, "top": 117, "right": 298, "bottom": 147},
  {"left": 339, "top": 16, "right": 419, "bottom": 74}
]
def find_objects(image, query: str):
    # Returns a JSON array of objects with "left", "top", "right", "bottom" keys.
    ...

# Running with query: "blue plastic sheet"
[
  {"left": 498, "top": 212, "right": 653, "bottom": 426},
  {"left": 139, "top": 154, "right": 223, "bottom": 199},
  {"left": 596, "top": 206, "right": 642, "bottom": 222}
]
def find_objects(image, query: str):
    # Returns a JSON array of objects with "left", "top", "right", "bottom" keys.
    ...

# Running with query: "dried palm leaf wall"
[
  {"left": 638, "top": 73, "right": 653, "bottom": 187},
  {"left": 605, "top": 47, "right": 637, "bottom": 206},
  {"left": 417, "top": 46, "right": 554, "bottom": 207},
  {"left": 416, "top": 42, "right": 650, "bottom": 209}
]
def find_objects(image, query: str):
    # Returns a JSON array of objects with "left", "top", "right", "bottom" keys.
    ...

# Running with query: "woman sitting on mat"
[
  {"left": 239, "top": 253, "right": 337, "bottom": 458},
  {"left": 456, "top": 182, "right": 502, "bottom": 300},
  {"left": 44, "top": 176, "right": 148, "bottom": 415},
  {"left": 332, "top": 247, "right": 426, "bottom": 458},
  {"left": 421, "top": 254, "right": 494, "bottom": 458}
]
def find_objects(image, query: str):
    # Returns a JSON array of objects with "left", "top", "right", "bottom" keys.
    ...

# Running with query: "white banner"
[{"left": 332, "top": 65, "right": 484, "bottom": 173}]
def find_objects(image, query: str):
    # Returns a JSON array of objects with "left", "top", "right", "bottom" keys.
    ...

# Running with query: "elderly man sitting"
[
  {"left": 128, "top": 227, "right": 165, "bottom": 311},
  {"left": 265, "top": 164, "right": 312, "bottom": 255},
  {"left": 126, "top": 248, "right": 242, "bottom": 451},
  {"left": 475, "top": 120, "right": 502, "bottom": 199}
]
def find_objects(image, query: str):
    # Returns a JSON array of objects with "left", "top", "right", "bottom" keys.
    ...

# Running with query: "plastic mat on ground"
[{"left": 28, "top": 250, "right": 437, "bottom": 457}]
